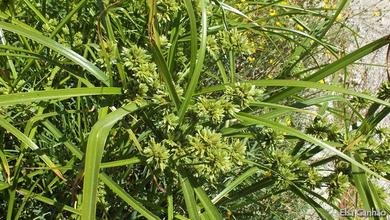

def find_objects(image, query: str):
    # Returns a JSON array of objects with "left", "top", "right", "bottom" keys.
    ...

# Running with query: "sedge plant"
[{"left": 0, "top": 0, "right": 389, "bottom": 219}]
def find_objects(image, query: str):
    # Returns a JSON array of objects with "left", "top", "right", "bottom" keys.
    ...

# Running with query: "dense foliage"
[{"left": 0, "top": 0, "right": 389, "bottom": 219}]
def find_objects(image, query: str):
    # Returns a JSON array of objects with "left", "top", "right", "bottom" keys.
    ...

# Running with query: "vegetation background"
[{"left": 0, "top": 0, "right": 389, "bottom": 219}]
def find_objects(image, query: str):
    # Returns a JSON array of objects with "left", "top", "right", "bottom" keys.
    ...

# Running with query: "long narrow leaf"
[
  {"left": 82, "top": 102, "right": 146, "bottom": 220},
  {"left": 266, "top": 35, "right": 390, "bottom": 102},
  {"left": 178, "top": 0, "right": 208, "bottom": 122},
  {"left": 290, "top": 185, "right": 333, "bottom": 220},
  {"left": 0, "top": 21, "right": 110, "bottom": 86},
  {"left": 0, "top": 149, "right": 10, "bottom": 183},
  {"left": 194, "top": 186, "right": 223, "bottom": 220},
  {"left": 183, "top": 0, "right": 197, "bottom": 76},
  {"left": 212, "top": 167, "right": 260, "bottom": 204},
  {"left": 351, "top": 153, "right": 383, "bottom": 216},
  {"left": 198, "top": 80, "right": 390, "bottom": 108},
  {"left": 100, "top": 157, "right": 141, "bottom": 168},
  {"left": 16, "top": 188, "right": 81, "bottom": 215},
  {"left": 180, "top": 174, "right": 200, "bottom": 220},
  {"left": 0, "top": 181, "right": 10, "bottom": 191},
  {"left": 0, "top": 87, "right": 121, "bottom": 106},
  {"left": 147, "top": 0, "right": 180, "bottom": 111},
  {"left": 100, "top": 173, "right": 159, "bottom": 220}
]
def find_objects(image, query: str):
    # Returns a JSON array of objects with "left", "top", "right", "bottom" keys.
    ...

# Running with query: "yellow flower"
[
  {"left": 279, "top": 1, "right": 288, "bottom": 5},
  {"left": 285, "top": 117, "right": 292, "bottom": 126},
  {"left": 373, "top": 10, "right": 381, "bottom": 17},
  {"left": 275, "top": 21, "right": 282, "bottom": 27},
  {"left": 258, "top": 38, "right": 266, "bottom": 49},
  {"left": 251, "top": 48, "right": 257, "bottom": 54},
  {"left": 247, "top": 56, "right": 255, "bottom": 63},
  {"left": 324, "top": 3, "right": 330, "bottom": 9},
  {"left": 264, "top": 171, "right": 272, "bottom": 177},
  {"left": 319, "top": 79, "right": 325, "bottom": 84},
  {"left": 269, "top": 59, "right": 275, "bottom": 64},
  {"left": 296, "top": 24, "right": 304, "bottom": 31},
  {"left": 269, "top": 9, "right": 277, "bottom": 16}
]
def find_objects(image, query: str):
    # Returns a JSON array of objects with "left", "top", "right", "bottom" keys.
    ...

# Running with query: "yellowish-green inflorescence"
[
  {"left": 142, "top": 128, "right": 247, "bottom": 182},
  {"left": 119, "top": 42, "right": 258, "bottom": 182}
]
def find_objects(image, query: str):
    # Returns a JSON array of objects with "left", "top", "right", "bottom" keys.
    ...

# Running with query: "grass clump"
[{"left": 0, "top": 0, "right": 389, "bottom": 219}]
